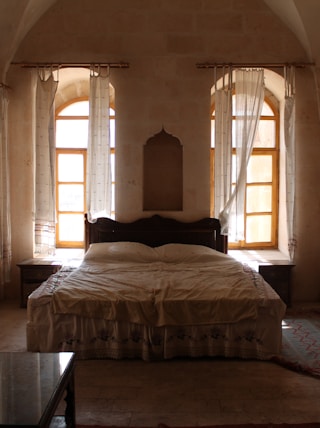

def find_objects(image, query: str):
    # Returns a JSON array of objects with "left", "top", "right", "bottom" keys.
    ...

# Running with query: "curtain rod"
[
  {"left": 196, "top": 62, "right": 315, "bottom": 69},
  {"left": 11, "top": 62, "right": 129, "bottom": 69}
]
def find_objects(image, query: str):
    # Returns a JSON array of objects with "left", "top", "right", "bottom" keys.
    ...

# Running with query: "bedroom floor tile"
[{"left": 1, "top": 300, "right": 320, "bottom": 426}]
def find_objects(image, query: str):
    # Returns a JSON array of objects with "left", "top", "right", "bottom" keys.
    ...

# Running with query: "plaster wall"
[{"left": 5, "top": 0, "right": 320, "bottom": 302}]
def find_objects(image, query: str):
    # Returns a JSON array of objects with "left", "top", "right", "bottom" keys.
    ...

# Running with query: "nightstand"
[
  {"left": 17, "top": 258, "right": 63, "bottom": 307},
  {"left": 258, "top": 260, "right": 294, "bottom": 307}
]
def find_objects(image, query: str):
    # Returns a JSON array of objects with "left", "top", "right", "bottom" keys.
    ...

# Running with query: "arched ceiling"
[
  {"left": 1, "top": 0, "right": 320, "bottom": 82},
  {"left": 0, "top": 0, "right": 56, "bottom": 81},
  {"left": 263, "top": 0, "right": 313, "bottom": 60}
]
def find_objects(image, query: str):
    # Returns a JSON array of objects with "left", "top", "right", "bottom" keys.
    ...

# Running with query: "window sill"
[{"left": 229, "top": 249, "right": 289, "bottom": 271}]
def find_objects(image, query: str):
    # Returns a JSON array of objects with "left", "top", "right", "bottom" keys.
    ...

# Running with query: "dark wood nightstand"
[
  {"left": 17, "top": 258, "right": 63, "bottom": 307},
  {"left": 258, "top": 260, "right": 295, "bottom": 307}
]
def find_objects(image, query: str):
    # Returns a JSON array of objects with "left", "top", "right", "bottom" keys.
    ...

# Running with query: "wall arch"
[{"left": 54, "top": 67, "right": 115, "bottom": 110}]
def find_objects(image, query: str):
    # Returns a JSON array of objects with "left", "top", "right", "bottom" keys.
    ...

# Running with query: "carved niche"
[{"left": 143, "top": 128, "right": 183, "bottom": 211}]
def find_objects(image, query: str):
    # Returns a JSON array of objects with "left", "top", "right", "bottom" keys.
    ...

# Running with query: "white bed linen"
[
  {"left": 26, "top": 243, "right": 286, "bottom": 361},
  {"left": 51, "top": 259, "right": 259, "bottom": 326}
]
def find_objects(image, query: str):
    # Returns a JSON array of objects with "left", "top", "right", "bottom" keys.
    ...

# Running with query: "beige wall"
[{"left": 5, "top": 0, "right": 320, "bottom": 303}]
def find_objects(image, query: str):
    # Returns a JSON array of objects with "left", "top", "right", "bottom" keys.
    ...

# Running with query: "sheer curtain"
[
  {"left": 34, "top": 69, "right": 58, "bottom": 255},
  {"left": 0, "top": 85, "right": 11, "bottom": 297},
  {"left": 214, "top": 68, "right": 233, "bottom": 221},
  {"left": 86, "top": 67, "right": 111, "bottom": 222},
  {"left": 220, "top": 69, "right": 265, "bottom": 240},
  {"left": 284, "top": 66, "right": 296, "bottom": 262}
]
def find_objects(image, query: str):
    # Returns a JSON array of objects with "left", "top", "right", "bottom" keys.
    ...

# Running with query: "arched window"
[
  {"left": 55, "top": 99, "right": 115, "bottom": 248},
  {"left": 211, "top": 93, "right": 279, "bottom": 249}
]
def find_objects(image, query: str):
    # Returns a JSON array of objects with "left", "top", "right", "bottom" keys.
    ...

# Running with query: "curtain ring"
[{"left": 90, "top": 65, "right": 99, "bottom": 77}]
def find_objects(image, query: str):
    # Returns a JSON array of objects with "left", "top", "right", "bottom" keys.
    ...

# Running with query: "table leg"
[{"left": 65, "top": 371, "right": 76, "bottom": 428}]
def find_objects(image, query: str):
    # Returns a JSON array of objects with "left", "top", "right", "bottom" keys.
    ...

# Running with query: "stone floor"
[{"left": 1, "top": 299, "right": 320, "bottom": 427}]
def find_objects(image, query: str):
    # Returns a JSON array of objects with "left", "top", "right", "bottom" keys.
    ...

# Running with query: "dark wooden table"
[{"left": 0, "top": 352, "right": 75, "bottom": 427}]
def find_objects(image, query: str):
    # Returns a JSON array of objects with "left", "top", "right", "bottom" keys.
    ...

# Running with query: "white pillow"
[
  {"left": 154, "top": 243, "right": 229, "bottom": 263},
  {"left": 83, "top": 241, "right": 158, "bottom": 263}
]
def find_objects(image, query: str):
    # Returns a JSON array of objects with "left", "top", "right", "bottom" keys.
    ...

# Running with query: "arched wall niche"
[{"left": 143, "top": 128, "right": 183, "bottom": 211}]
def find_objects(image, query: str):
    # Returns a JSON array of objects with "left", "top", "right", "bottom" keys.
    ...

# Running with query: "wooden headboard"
[{"left": 85, "top": 214, "right": 228, "bottom": 254}]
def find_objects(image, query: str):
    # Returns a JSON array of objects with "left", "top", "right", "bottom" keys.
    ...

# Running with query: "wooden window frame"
[
  {"left": 211, "top": 97, "right": 279, "bottom": 249},
  {"left": 55, "top": 98, "right": 115, "bottom": 248},
  {"left": 55, "top": 148, "right": 87, "bottom": 248}
]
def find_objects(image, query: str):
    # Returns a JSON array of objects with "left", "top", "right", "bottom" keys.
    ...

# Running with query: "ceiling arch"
[
  {"left": 263, "top": 0, "right": 312, "bottom": 60},
  {"left": 0, "top": 0, "right": 57, "bottom": 81},
  {"left": 1, "top": 0, "right": 320, "bottom": 82}
]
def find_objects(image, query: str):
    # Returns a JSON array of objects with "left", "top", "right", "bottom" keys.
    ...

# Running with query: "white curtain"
[
  {"left": 214, "top": 68, "right": 232, "bottom": 219},
  {"left": 0, "top": 85, "right": 11, "bottom": 297},
  {"left": 34, "top": 70, "right": 58, "bottom": 255},
  {"left": 86, "top": 67, "right": 111, "bottom": 222},
  {"left": 284, "top": 66, "right": 296, "bottom": 262},
  {"left": 220, "top": 69, "right": 265, "bottom": 241}
]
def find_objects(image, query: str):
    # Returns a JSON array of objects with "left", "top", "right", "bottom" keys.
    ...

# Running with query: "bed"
[{"left": 26, "top": 215, "right": 286, "bottom": 361}]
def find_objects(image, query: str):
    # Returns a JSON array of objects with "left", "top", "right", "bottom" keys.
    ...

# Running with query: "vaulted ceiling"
[{"left": 0, "top": 0, "right": 320, "bottom": 82}]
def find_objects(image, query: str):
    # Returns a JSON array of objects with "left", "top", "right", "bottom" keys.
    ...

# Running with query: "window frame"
[
  {"left": 55, "top": 97, "right": 115, "bottom": 248},
  {"left": 55, "top": 147, "right": 87, "bottom": 248},
  {"left": 211, "top": 95, "right": 279, "bottom": 249}
]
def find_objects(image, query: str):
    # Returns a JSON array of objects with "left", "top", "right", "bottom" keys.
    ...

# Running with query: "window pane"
[
  {"left": 111, "top": 183, "right": 115, "bottom": 212},
  {"left": 58, "top": 214, "right": 84, "bottom": 242},
  {"left": 247, "top": 155, "right": 272, "bottom": 183},
  {"left": 211, "top": 120, "right": 215, "bottom": 148},
  {"left": 232, "top": 98, "right": 273, "bottom": 116},
  {"left": 247, "top": 185, "right": 272, "bottom": 213},
  {"left": 111, "top": 152, "right": 115, "bottom": 181},
  {"left": 232, "top": 155, "right": 237, "bottom": 183},
  {"left": 58, "top": 101, "right": 89, "bottom": 116},
  {"left": 56, "top": 120, "right": 88, "bottom": 148},
  {"left": 232, "top": 120, "right": 236, "bottom": 148},
  {"left": 58, "top": 184, "right": 84, "bottom": 211},
  {"left": 58, "top": 154, "right": 84, "bottom": 182},
  {"left": 246, "top": 215, "right": 271, "bottom": 243},
  {"left": 110, "top": 118, "right": 115, "bottom": 148},
  {"left": 231, "top": 120, "right": 275, "bottom": 149},
  {"left": 261, "top": 102, "right": 274, "bottom": 116},
  {"left": 253, "top": 120, "right": 275, "bottom": 148}
]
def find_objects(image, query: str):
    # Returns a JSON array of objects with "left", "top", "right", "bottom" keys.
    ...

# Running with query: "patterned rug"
[{"left": 273, "top": 310, "right": 320, "bottom": 378}]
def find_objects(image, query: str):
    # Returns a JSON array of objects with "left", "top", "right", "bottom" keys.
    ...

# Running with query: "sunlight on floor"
[{"left": 282, "top": 320, "right": 292, "bottom": 329}]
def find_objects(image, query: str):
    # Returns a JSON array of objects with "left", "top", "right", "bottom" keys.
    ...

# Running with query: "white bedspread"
[
  {"left": 27, "top": 243, "right": 287, "bottom": 360},
  {"left": 51, "top": 243, "right": 261, "bottom": 326}
]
